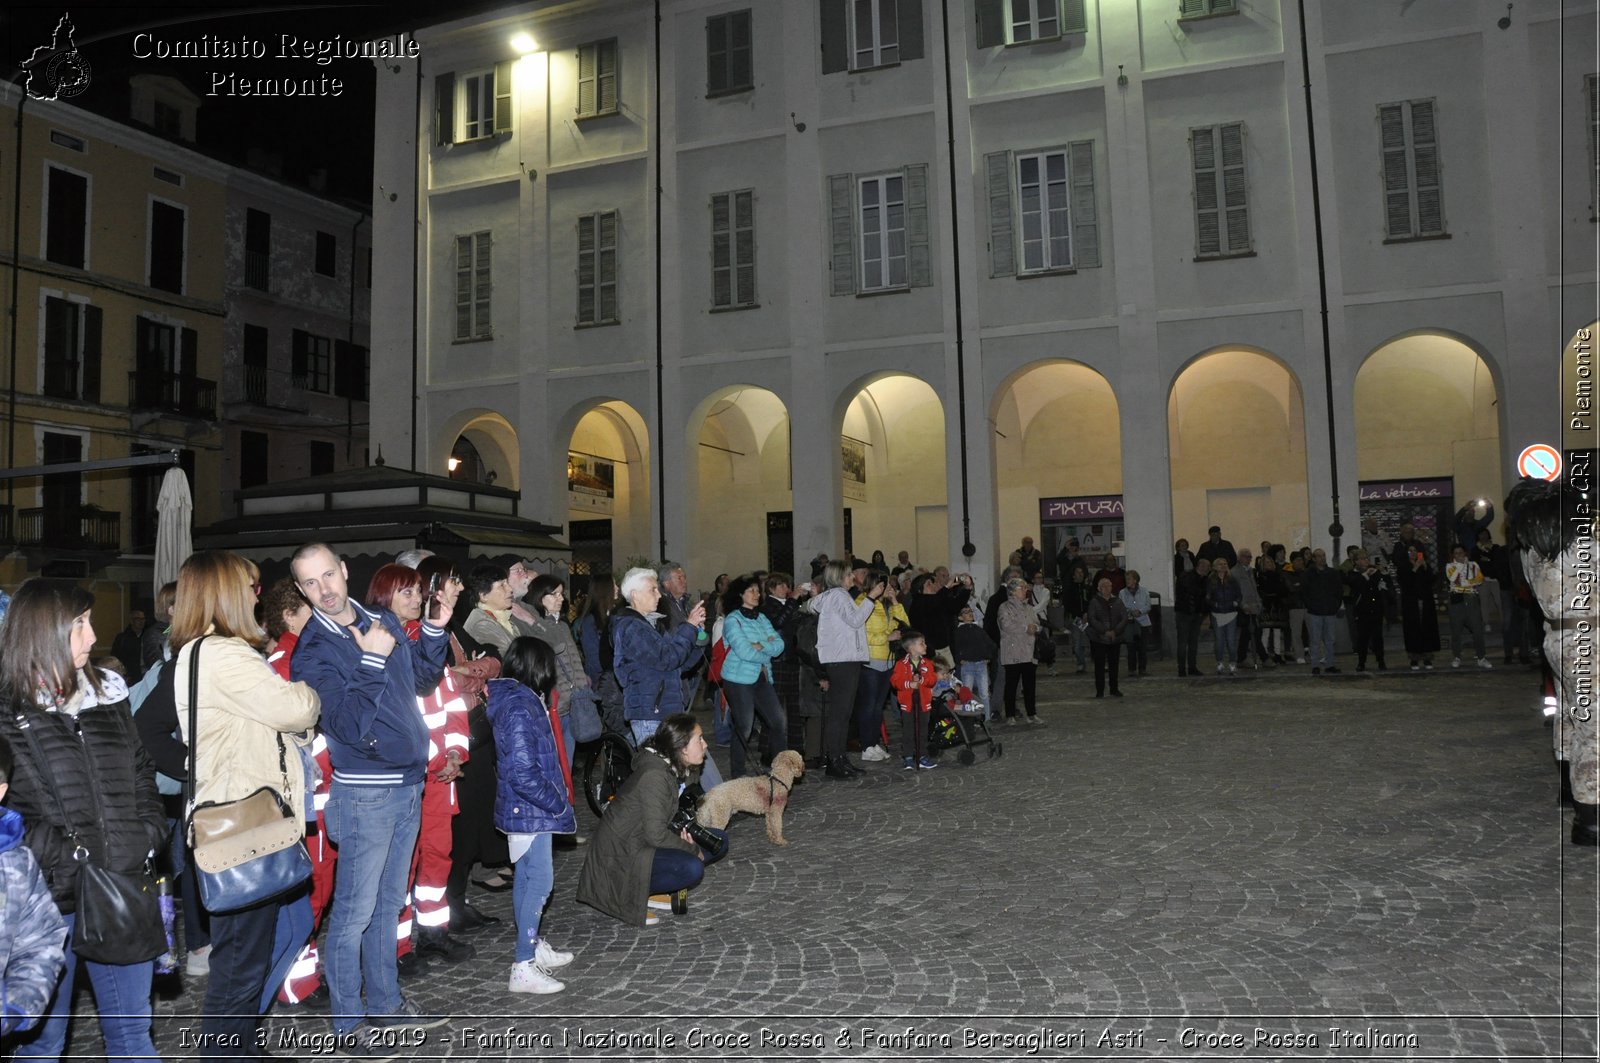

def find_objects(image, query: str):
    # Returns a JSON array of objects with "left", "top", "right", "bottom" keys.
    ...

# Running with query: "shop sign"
[{"left": 1040, "top": 494, "right": 1124, "bottom": 523}]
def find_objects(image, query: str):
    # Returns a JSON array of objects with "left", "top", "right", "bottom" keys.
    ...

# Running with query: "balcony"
[
  {"left": 245, "top": 249, "right": 271, "bottom": 291},
  {"left": 17, "top": 507, "right": 120, "bottom": 551},
  {"left": 228, "top": 364, "right": 310, "bottom": 412},
  {"left": 129, "top": 371, "right": 216, "bottom": 420}
]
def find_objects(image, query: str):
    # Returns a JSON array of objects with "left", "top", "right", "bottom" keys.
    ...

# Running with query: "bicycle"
[{"left": 581, "top": 706, "right": 636, "bottom": 818}]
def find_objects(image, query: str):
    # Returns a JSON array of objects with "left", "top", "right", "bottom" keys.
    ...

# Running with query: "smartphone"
[{"left": 425, "top": 573, "right": 442, "bottom": 620}]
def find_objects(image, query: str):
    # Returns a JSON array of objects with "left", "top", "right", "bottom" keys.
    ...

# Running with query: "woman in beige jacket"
[{"left": 171, "top": 550, "right": 320, "bottom": 1057}]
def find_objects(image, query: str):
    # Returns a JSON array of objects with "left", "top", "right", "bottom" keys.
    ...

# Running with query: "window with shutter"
[
  {"left": 827, "top": 173, "right": 857, "bottom": 295},
  {"left": 1015, "top": 150, "right": 1071, "bottom": 271},
  {"left": 44, "top": 165, "right": 88, "bottom": 269},
  {"left": 985, "top": 151, "right": 1016, "bottom": 276},
  {"left": 1008, "top": 0, "right": 1059, "bottom": 43},
  {"left": 454, "top": 231, "right": 493, "bottom": 340},
  {"left": 904, "top": 164, "right": 931, "bottom": 288},
  {"left": 711, "top": 190, "right": 758, "bottom": 309},
  {"left": 435, "top": 72, "right": 456, "bottom": 145},
  {"left": 858, "top": 173, "right": 907, "bottom": 291},
  {"left": 577, "top": 212, "right": 620, "bottom": 325},
  {"left": 1191, "top": 122, "right": 1253, "bottom": 258},
  {"left": 303, "top": 334, "right": 332, "bottom": 394},
  {"left": 1378, "top": 98, "right": 1447, "bottom": 241},
  {"left": 707, "top": 11, "right": 754, "bottom": 96},
  {"left": 42, "top": 297, "right": 83, "bottom": 400},
  {"left": 850, "top": 0, "right": 899, "bottom": 69},
  {"left": 577, "top": 40, "right": 620, "bottom": 117},
  {"left": 458, "top": 70, "right": 497, "bottom": 140},
  {"left": 494, "top": 60, "right": 514, "bottom": 133},
  {"left": 1179, "top": 0, "right": 1237, "bottom": 18},
  {"left": 1067, "top": 140, "right": 1099, "bottom": 267}
]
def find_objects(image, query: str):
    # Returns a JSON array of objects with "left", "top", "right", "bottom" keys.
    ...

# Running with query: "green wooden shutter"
[
  {"left": 81, "top": 304, "right": 101, "bottom": 403},
  {"left": 821, "top": 0, "right": 849, "bottom": 74},
  {"left": 435, "top": 72, "right": 455, "bottom": 145},
  {"left": 493, "top": 60, "right": 513, "bottom": 133},
  {"left": 975, "top": 0, "right": 1005, "bottom": 47},
  {"left": 577, "top": 45, "right": 597, "bottom": 115},
  {"left": 985, "top": 150, "right": 1015, "bottom": 277},
  {"left": 898, "top": 0, "right": 924, "bottom": 61},
  {"left": 1409, "top": 100, "right": 1443, "bottom": 235},
  {"left": 1219, "top": 123, "right": 1251, "bottom": 253},
  {"left": 904, "top": 163, "right": 930, "bottom": 287},
  {"left": 1060, "top": 0, "right": 1087, "bottom": 33},
  {"left": 1379, "top": 103, "right": 1412, "bottom": 237},
  {"left": 1179, "top": 0, "right": 1205, "bottom": 15},
  {"left": 828, "top": 173, "right": 857, "bottom": 295},
  {"left": 1191, "top": 126, "right": 1221, "bottom": 255},
  {"left": 1068, "top": 140, "right": 1099, "bottom": 268}
]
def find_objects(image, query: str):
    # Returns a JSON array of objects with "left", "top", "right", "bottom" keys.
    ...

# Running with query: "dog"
[{"left": 695, "top": 750, "right": 805, "bottom": 845}]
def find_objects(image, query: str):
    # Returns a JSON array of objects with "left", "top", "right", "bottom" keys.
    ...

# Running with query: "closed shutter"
[
  {"left": 975, "top": 0, "right": 1005, "bottom": 48},
  {"left": 904, "top": 163, "right": 931, "bottom": 288},
  {"left": 821, "top": 0, "right": 849, "bottom": 74},
  {"left": 1068, "top": 140, "right": 1099, "bottom": 268},
  {"left": 707, "top": 15, "right": 729, "bottom": 93},
  {"left": 730, "top": 11, "right": 753, "bottom": 89},
  {"left": 1210, "top": 0, "right": 1237, "bottom": 12},
  {"left": 598, "top": 213, "right": 618, "bottom": 322},
  {"left": 828, "top": 173, "right": 857, "bottom": 295},
  {"left": 1191, "top": 126, "right": 1221, "bottom": 255},
  {"left": 578, "top": 45, "right": 597, "bottom": 115},
  {"left": 1408, "top": 100, "right": 1443, "bottom": 235},
  {"left": 578, "top": 216, "right": 596, "bottom": 323},
  {"left": 735, "top": 190, "right": 756, "bottom": 306},
  {"left": 598, "top": 41, "right": 618, "bottom": 114},
  {"left": 985, "top": 150, "right": 1015, "bottom": 277},
  {"left": 1379, "top": 103, "right": 1412, "bottom": 238},
  {"left": 1179, "top": 0, "right": 1206, "bottom": 15},
  {"left": 81, "top": 305, "right": 101, "bottom": 403},
  {"left": 711, "top": 193, "right": 732, "bottom": 307},
  {"left": 475, "top": 232, "right": 493, "bottom": 335},
  {"left": 898, "top": 0, "right": 924, "bottom": 61},
  {"left": 1219, "top": 123, "right": 1251, "bottom": 252},
  {"left": 435, "top": 72, "right": 455, "bottom": 145},
  {"left": 493, "top": 60, "right": 513, "bottom": 133},
  {"left": 1060, "top": 0, "right": 1088, "bottom": 33}
]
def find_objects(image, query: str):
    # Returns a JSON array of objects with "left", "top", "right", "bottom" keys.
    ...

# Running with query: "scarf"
[{"left": 481, "top": 606, "right": 515, "bottom": 636}]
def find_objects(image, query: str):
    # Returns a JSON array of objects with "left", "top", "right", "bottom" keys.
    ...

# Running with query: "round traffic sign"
[{"left": 1517, "top": 444, "right": 1562, "bottom": 481}]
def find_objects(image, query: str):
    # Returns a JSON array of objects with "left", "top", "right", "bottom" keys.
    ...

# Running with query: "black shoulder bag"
[{"left": 15, "top": 707, "right": 166, "bottom": 965}]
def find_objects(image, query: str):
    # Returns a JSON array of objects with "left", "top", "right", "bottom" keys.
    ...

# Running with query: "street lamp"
[{"left": 510, "top": 32, "right": 538, "bottom": 55}]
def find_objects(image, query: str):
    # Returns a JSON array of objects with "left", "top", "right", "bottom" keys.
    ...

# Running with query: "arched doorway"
[
  {"left": 991, "top": 361, "right": 1122, "bottom": 576},
  {"left": 1168, "top": 348, "right": 1310, "bottom": 557},
  {"left": 688, "top": 387, "right": 791, "bottom": 582},
  {"left": 565, "top": 401, "right": 650, "bottom": 593},
  {"left": 838, "top": 375, "right": 947, "bottom": 569},
  {"left": 444, "top": 411, "right": 519, "bottom": 489}
]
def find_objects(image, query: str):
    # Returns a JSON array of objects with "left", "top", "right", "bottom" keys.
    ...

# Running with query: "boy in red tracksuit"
[{"left": 890, "top": 631, "right": 938, "bottom": 771}]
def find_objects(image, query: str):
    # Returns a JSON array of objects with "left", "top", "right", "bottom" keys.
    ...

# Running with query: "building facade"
[{"left": 370, "top": 0, "right": 1597, "bottom": 598}]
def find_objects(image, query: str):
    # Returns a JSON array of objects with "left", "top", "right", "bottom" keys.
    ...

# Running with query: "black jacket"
[
  {"left": 1301, "top": 565, "right": 1346, "bottom": 616},
  {"left": 759, "top": 595, "right": 799, "bottom": 663},
  {"left": 1196, "top": 539, "right": 1238, "bottom": 569},
  {"left": 907, "top": 585, "right": 971, "bottom": 652},
  {"left": 1, "top": 681, "right": 167, "bottom": 914},
  {"left": 951, "top": 622, "right": 998, "bottom": 664},
  {"left": 1174, "top": 570, "right": 1208, "bottom": 614},
  {"left": 1345, "top": 567, "right": 1391, "bottom": 620}
]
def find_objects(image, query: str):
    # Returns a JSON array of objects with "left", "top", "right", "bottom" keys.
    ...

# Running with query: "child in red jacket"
[{"left": 890, "top": 631, "right": 938, "bottom": 770}]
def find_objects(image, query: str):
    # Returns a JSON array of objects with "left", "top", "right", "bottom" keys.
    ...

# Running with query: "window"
[
  {"left": 315, "top": 231, "right": 337, "bottom": 277},
  {"left": 148, "top": 199, "right": 185, "bottom": 293},
  {"left": 983, "top": 142, "right": 1100, "bottom": 276},
  {"left": 49, "top": 130, "right": 85, "bottom": 152},
  {"left": 820, "top": 0, "right": 923, "bottom": 74},
  {"left": 1010, "top": 0, "right": 1057, "bottom": 42},
  {"left": 44, "top": 165, "right": 88, "bottom": 268},
  {"left": 153, "top": 100, "right": 182, "bottom": 137},
  {"left": 240, "top": 431, "right": 269, "bottom": 489},
  {"left": 1379, "top": 99, "right": 1445, "bottom": 240},
  {"left": 1190, "top": 123, "right": 1252, "bottom": 258},
  {"left": 41, "top": 296, "right": 101, "bottom": 402},
  {"left": 826, "top": 165, "right": 931, "bottom": 295},
  {"left": 1178, "top": 0, "right": 1237, "bottom": 17},
  {"left": 243, "top": 323, "right": 268, "bottom": 404},
  {"left": 245, "top": 208, "right": 271, "bottom": 290},
  {"left": 333, "top": 340, "right": 369, "bottom": 401},
  {"left": 454, "top": 232, "right": 492, "bottom": 340},
  {"left": 576, "top": 213, "right": 619, "bottom": 325},
  {"left": 706, "top": 10, "right": 753, "bottom": 95},
  {"left": 292, "top": 329, "right": 332, "bottom": 393},
  {"left": 711, "top": 190, "right": 756, "bottom": 309},
  {"left": 309, "top": 440, "right": 336, "bottom": 477},
  {"left": 577, "top": 41, "right": 619, "bottom": 117},
  {"left": 1588, "top": 74, "right": 1598, "bottom": 220},
  {"left": 132, "top": 316, "right": 199, "bottom": 413},
  {"left": 153, "top": 166, "right": 183, "bottom": 187},
  {"left": 433, "top": 63, "right": 513, "bottom": 144}
]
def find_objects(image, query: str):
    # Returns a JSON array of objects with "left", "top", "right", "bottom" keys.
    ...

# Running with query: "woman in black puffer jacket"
[{"left": 0, "top": 579, "right": 167, "bottom": 1062}]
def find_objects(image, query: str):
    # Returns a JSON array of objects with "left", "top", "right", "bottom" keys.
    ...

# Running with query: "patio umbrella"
[{"left": 153, "top": 466, "right": 192, "bottom": 596}]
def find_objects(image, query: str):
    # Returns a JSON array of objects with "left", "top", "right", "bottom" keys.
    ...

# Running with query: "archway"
[
  {"left": 838, "top": 375, "right": 947, "bottom": 570},
  {"left": 441, "top": 410, "right": 520, "bottom": 489},
  {"left": 564, "top": 401, "right": 650, "bottom": 592},
  {"left": 991, "top": 361, "right": 1122, "bottom": 576},
  {"left": 1168, "top": 348, "right": 1310, "bottom": 558},
  {"left": 688, "top": 386, "right": 792, "bottom": 583}
]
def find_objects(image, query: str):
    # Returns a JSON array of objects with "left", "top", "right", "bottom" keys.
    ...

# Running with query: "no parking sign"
[{"left": 1517, "top": 444, "right": 1562, "bottom": 481}]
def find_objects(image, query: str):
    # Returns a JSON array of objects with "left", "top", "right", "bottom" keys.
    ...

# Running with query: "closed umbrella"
[{"left": 153, "top": 466, "right": 192, "bottom": 596}]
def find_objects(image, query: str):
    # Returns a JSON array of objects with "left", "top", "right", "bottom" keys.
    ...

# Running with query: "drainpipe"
[
  {"left": 1297, "top": 0, "right": 1343, "bottom": 557},
  {"left": 937, "top": 0, "right": 974, "bottom": 561},
  {"left": 653, "top": 0, "right": 666, "bottom": 561},
  {"left": 348, "top": 209, "right": 366, "bottom": 461}
]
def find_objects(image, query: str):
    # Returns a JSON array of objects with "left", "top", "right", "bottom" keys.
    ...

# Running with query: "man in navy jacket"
[{"left": 290, "top": 543, "right": 448, "bottom": 1046}]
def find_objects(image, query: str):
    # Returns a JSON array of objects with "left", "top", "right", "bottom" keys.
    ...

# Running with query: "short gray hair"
[
  {"left": 621, "top": 567, "right": 660, "bottom": 604},
  {"left": 657, "top": 562, "right": 683, "bottom": 585},
  {"left": 1005, "top": 577, "right": 1028, "bottom": 594},
  {"left": 395, "top": 548, "right": 434, "bottom": 570},
  {"left": 820, "top": 559, "right": 851, "bottom": 590}
]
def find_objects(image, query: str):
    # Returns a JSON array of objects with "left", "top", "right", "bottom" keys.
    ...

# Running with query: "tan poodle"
[{"left": 695, "top": 750, "right": 805, "bottom": 845}]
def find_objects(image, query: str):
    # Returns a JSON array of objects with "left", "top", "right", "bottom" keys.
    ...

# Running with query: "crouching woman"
[{"left": 575, "top": 714, "right": 727, "bottom": 927}]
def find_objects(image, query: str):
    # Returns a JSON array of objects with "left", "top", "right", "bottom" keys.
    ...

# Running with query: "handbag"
[
  {"left": 15, "top": 715, "right": 166, "bottom": 965},
  {"left": 566, "top": 683, "right": 603, "bottom": 744},
  {"left": 1032, "top": 629, "right": 1057, "bottom": 666},
  {"left": 184, "top": 637, "right": 313, "bottom": 914}
]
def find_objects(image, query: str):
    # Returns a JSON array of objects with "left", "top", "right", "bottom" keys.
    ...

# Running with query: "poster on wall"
[
  {"left": 568, "top": 453, "right": 615, "bottom": 514},
  {"left": 841, "top": 438, "right": 867, "bottom": 501}
]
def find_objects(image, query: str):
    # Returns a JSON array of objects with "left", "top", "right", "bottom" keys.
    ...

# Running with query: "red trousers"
[
  {"left": 396, "top": 776, "right": 457, "bottom": 953},
  {"left": 277, "top": 808, "right": 337, "bottom": 1003}
]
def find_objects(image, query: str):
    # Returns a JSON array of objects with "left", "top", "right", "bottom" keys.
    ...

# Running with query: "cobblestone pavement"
[{"left": 76, "top": 667, "right": 1600, "bottom": 1058}]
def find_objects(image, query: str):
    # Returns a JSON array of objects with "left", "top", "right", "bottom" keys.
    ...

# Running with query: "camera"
[{"left": 669, "top": 805, "right": 725, "bottom": 856}]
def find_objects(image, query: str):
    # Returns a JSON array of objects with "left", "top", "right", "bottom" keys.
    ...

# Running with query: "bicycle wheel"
[{"left": 583, "top": 732, "right": 635, "bottom": 817}]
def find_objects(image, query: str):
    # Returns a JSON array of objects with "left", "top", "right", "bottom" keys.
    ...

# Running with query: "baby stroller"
[{"left": 926, "top": 681, "right": 1002, "bottom": 766}]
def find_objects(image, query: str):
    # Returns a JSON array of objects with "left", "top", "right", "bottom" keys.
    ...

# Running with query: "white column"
[{"left": 368, "top": 58, "right": 421, "bottom": 469}]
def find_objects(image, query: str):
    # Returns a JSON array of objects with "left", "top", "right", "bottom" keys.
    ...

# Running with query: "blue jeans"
[
  {"left": 322, "top": 781, "right": 421, "bottom": 1034},
  {"left": 647, "top": 828, "right": 729, "bottom": 894},
  {"left": 956, "top": 662, "right": 991, "bottom": 716},
  {"left": 853, "top": 666, "right": 891, "bottom": 751},
  {"left": 13, "top": 913, "right": 157, "bottom": 1063},
  {"left": 1308, "top": 613, "right": 1338, "bottom": 667},
  {"left": 200, "top": 888, "right": 309, "bottom": 1058},
  {"left": 1213, "top": 618, "right": 1238, "bottom": 665},
  {"left": 629, "top": 721, "right": 724, "bottom": 788},
  {"left": 725, "top": 675, "right": 786, "bottom": 776},
  {"left": 261, "top": 890, "right": 312, "bottom": 1013},
  {"left": 512, "top": 834, "right": 554, "bottom": 963}
]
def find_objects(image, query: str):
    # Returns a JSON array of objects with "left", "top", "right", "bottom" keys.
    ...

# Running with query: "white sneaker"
[
  {"left": 1452, "top": 657, "right": 1462, "bottom": 669},
  {"left": 185, "top": 944, "right": 212, "bottom": 977},
  {"left": 861, "top": 745, "right": 889, "bottom": 763},
  {"left": 643, "top": 911, "right": 661, "bottom": 927},
  {"left": 1227, "top": 663, "right": 1237, "bottom": 674},
  {"left": 508, "top": 960, "right": 564, "bottom": 994},
  {"left": 1297, "top": 655, "right": 1307, "bottom": 665},
  {"left": 535, "top": 940, "right": 574, "bottom": 969},
  {"left": 1216, "top": 662, "right": 1225, "bottom": 674},
  {"left": 1477, "top": 657, "right": 1493, "bottom": 670},
  {"left": 646, "top": 894, "right": 674, "bottom": 912}
]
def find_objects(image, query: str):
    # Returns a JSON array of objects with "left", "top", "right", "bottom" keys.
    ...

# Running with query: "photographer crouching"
[{"left": 576, "top": 714, "right": 728, "bottom": 927}]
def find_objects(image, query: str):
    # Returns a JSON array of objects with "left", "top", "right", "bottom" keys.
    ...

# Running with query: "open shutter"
[
  {"left": 1219, "top": 123, "right": 1251, "bottom": 252},
  {"left": 577, "top": 46, "right": 597, "bottom": 115},
  {"left": 435, "top": 72, "right": 455, "bottom": 145},
  {"left": 975, "top": 0, "right": 1005, "bottom": 47},
  {"left": 291, "top": 329, "right": 308, "bottom": 386},
  {"left": 828, "top": 173, "right": 857, "bottom": 295},
  {"left": 493, "top": 60, "right": 513, "bottom": 133},
  {"left": 898, "top": 0, "right": 924, "bottom": 61},
  {"left": 1068, "top": 140, "right": 1099, "bottom": 268},
  {"left": 985, "top": 150, "right": 1015, "bottom": 277},
  {"left": 1379, "top": 103, "right": 1412, "bottom": 237},
  {"left": 1060, "top": 0, "right": 1088, "bottom": 33},
  {"left": 1409, "top": 101, "right": 1443, "bottom": 235},
  {"left": 821, "top": 0, "right": 849, "bottom": 74},
  {"left": 81, "top": 305, "right": 101, "bottom": 403},
  {"left": 1191, "top": 126, "right": 1221, "bottom": 255},
  {"left": 903, "top": 164, "right": 931, "bottom": 287}
]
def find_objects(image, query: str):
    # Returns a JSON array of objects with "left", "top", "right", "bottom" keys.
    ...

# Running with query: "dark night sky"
[{"left": 6, "top": 1, "right": 518, "bottom": 201}]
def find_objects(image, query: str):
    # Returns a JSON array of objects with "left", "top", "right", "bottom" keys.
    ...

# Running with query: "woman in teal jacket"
[{"left": 718, "top": 575, "right": 785, "bottom": 778}]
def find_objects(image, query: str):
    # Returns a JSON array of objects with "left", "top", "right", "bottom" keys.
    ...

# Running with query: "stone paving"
[{"left": 74, "top": 665, "right": 1600, "bottom": 1058}]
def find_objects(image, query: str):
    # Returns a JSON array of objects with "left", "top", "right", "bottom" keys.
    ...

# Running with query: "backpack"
[
  {"left": 789, "top": 609, "right": 821, "bottom": 672},
  {"left": 707, "top": 637, "right": 730, "bottom": 683}
]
